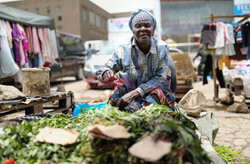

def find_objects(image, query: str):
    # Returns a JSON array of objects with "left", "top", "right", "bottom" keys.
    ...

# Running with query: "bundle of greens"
[
  {"left": 0, "top": 104, "right": 210, "bottom": 164},
  {"left": 214, "top": 145, "right": 250, "bottom": 163}
]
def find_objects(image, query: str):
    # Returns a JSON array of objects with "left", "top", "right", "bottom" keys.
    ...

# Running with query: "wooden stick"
[
  {"left": 210, "top": 14, "right": 218, "bottom": 101},
  {"left": 206, "top": 14, "right": 250, "bottom": 19}
]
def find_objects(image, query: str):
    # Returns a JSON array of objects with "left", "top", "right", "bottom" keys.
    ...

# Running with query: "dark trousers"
[
  {"left": 30, "top": 54, "right": 39, "bottom": 68},
  {"left": 203, "top": 54, "right": 225, "bottom": 88}
]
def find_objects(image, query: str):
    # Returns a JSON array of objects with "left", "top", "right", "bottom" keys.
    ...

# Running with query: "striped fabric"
[{"left": 108, "top": 74, "right": 175, "bottom": 110}]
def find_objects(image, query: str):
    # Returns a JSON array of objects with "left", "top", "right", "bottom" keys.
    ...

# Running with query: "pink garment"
[
  {"left": 32, "top": 27, "right": 40, "bottom": 54},
  {"left": 6, "top": 22, "right": 13, "bottom": 48},
  {"left": 210, "top": 22, "right": 230, "bottom": 48},
  {"left": 38, "top": 28, "right": 49, "bottom": 62},
  {"left": 20, "top": 25, "right": 29, "bottom": 63},
  {"left": 24, "top": 26, "right": 33, "bottom": 54},
  {"left": 1, "top": 20, "right": 13, "bottom": 49}
]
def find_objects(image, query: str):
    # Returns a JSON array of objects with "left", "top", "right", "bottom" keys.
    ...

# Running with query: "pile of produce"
[
  {"left": 0, "top": 104, "right": 211, "bottom": 163},
  {"left": 214, "top": 145, "right": 250, "bottom": 163}
]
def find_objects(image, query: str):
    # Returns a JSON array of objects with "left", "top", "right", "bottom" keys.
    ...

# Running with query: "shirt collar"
[{"left": 131, "top": 37, "right": 157, "bottom": 55}]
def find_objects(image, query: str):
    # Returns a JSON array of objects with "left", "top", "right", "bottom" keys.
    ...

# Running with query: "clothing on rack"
[
  {"left": 45, "top": 28, "right": 55, "bottom": 64},
  {"left": 24, "top": 26, "right": 33, "bottom": 54},
  {"left": 32, "top": 27, "right": 40, "bottom": 55},
  {"left": 49, "top": 29, "right": 59, "bottom": 59},
  {"left": 241, "top": 21, "right": 250, "bottom": 47},
  {"left": 211, "top": 22, "right": 229, "bottom": 49},
  {"left": 0, "top": 21, "right": 19, "bottom": 78},
  {"left": 216, "top": 24, "right": 235, "bottom": 56},
  {"left": 202, "top": 53, "right": 225, "bottom": 88},
  {"left": 12, "top": 24, "right": 22, "bottom": 64},
  {"left": 0, "top": 18, "right": 59, "bottom": 79},
  {"left": 17, "top": 24, "right": 28, "bottom": 66},
  {"left": 200, "top": 24, "right": 217, "bottom": 46}
]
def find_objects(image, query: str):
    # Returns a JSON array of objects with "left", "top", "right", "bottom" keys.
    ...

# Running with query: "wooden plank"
[
  {"left": 0, "top": 91, "right": 74, "bottom": 116},
  {"left": 25, "top": 104, "right": 43, "bottom": 115},
  {"left": 206, "top": 14, "right": 250, "bottom": 19},
  {"left": 177, "top": 80, "right": 186, "bottom": 85},
  {"left": 176, "top": 85, "right": 193, "bottom": 90},
  {"left": 0, "top": 92, "right": 67, "bottom": 112}
]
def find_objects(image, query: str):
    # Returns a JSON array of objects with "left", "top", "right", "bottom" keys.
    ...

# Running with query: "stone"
[
  {"left": 227, "top": 102, "right": 248, "bottom": 113},
  {"left": 219, "top": 93, "right": 234, "bottom": 105},
  {"left": 233, "top": 95, "right": 245, "bottom": 103},
  {"left": 242, "top": 146, "right": 250, "bottom": 159},
  {"left": 0, "top": 85, "right": 25, "bottom": 101},
  {"left": 234, "top": 139, "right": 247, "bottom": 146},
  {"left": 235, "top": 130, "right": 250, "bottom": 139}
]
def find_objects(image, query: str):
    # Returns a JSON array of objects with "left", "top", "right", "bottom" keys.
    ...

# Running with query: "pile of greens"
[
  {"left": 214, "top": 145, "right": 250, "bottom": 163},
  {"left": 0, "top": 104, "right": 210, "bottom": 164}
]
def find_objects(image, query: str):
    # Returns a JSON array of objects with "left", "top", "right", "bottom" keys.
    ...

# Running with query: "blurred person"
[
  {"left": 98, "top": 9, "right": 175, "bottom": 113},
  {"left": 86, "top": 43, "right": 94, "bottom": 59}
]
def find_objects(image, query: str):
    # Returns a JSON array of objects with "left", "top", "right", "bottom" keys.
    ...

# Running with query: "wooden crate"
[
  {"left": 175, "top": 79, "right": 193, "bottom": 101},
  {"left": 0, "top": 91, "right": 74, "bottom": 118}
]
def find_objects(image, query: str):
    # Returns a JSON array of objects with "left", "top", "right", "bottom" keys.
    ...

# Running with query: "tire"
[{"left": 76, "top": 65, "right": 84, "bottom": 80}]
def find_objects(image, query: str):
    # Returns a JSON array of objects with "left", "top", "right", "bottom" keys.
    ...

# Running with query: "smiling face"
[{"left": 132, "top": 21, "right": 154, "bottom": 45}]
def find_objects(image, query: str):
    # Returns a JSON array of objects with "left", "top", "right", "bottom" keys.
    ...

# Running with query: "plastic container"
[{"left": 22, "top": 67, "right": 50, "bottom": 96}]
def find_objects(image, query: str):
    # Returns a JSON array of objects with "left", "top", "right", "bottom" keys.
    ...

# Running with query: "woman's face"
[{"left": 132, "top": 21, "right": 154, "bottom": 44}]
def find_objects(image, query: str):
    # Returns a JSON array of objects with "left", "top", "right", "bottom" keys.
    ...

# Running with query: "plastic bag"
[
  {"left": 0, "top": 21, "right": 19, "bottom": 78},
  {"left": 73, "top": 102, "right": 107, "bottom": 117}
]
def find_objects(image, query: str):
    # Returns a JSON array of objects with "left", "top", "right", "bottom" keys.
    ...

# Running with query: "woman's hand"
[
  {"left": 117, "top": 90, "right": 140, "bottom": 108},
  {"left": 103, "top": 70, "right": 116, "bottom": 83}
]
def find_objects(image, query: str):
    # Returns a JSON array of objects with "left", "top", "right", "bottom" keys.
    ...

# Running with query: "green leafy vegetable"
[
  {"left": 214, "top": 145, "right": 250, "bottom": 163},
  {"left": 0, "top": 104, "right": 210, "bottom": 164}
]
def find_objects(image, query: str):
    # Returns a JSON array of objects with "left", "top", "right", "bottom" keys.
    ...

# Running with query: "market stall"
[
  {"left": 0, "top": 4, "right": 58, "bottom": 84},
  {"left": 199, "top": 14, "right": 250, "bottom": 108}
]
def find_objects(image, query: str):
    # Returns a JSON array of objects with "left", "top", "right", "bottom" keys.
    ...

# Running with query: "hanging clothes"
[
  {"left": 247, "top": 47, "right": 250, "bottom": 60},
  {"left": 216, "top": 24, "right": 235, "bottom": 56},
  {"left": 0, "top": 21, "right": 19, "bottom": 78},
  {"left": 32, "top": 27, "right": 40, "bottom": 55},
  {"left": 45, "top": 28, "right": 55, "bottom": 64},
  {"left": 202, "top": 54, "right": 225, "bottom": 88},
  {"left": 241, "top": 21, "right": 250, "bottom": 47},
  {"left": 200, "top": 24, "right": 216, "bottom": 46},
  {"left": 1, "top": 20, "right": 12, "bottom": 49},
  {"left": 38, "top": 28, "right": 49, "bottom": 63},
  {"left": 24, "top": 26, "right": 33, "bottom": 54},
  {"left": 17, "top": 24, "right": 28, "bottom": 66},
  {"left": 211, "top": 22, "right": 230, "bottom": 49},
  {"left": 12, "top": 24, "right": 22, "bottom": 64},
  {"left": 218, "top": 55, "right": 231, "bottom": 70},
  {"left": 49, "top": 29, "right": 59, "bottom": 59}
]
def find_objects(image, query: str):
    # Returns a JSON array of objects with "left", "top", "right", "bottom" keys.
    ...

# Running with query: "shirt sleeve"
[
  {"left": 96, "top": 46, "right": 124, "bottom": 80},
  {"left": 137, "top": 46, "right": 170, "bottom": 96}
]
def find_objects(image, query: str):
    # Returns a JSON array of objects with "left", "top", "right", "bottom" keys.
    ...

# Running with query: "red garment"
[{"left": 24, "top": 26, "right": 33, "bottom": 54}]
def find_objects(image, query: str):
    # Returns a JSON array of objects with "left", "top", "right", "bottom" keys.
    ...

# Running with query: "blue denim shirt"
[{"left": 103, "top": 36, "right": 170, "bottom": 96}]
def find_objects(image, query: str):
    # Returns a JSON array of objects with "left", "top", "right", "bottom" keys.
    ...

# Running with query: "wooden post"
[{"left": 210, "top": 14, "right": 219, "bottom": 101}]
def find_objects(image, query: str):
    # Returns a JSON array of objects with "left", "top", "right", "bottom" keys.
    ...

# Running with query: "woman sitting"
[{"left": 99, "top": 9, "right": 176, "bottom": 113}]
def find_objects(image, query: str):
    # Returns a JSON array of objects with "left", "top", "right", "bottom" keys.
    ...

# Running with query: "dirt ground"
[{"left": 51, "top": 77, "right": 250, "bottom": 160}]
